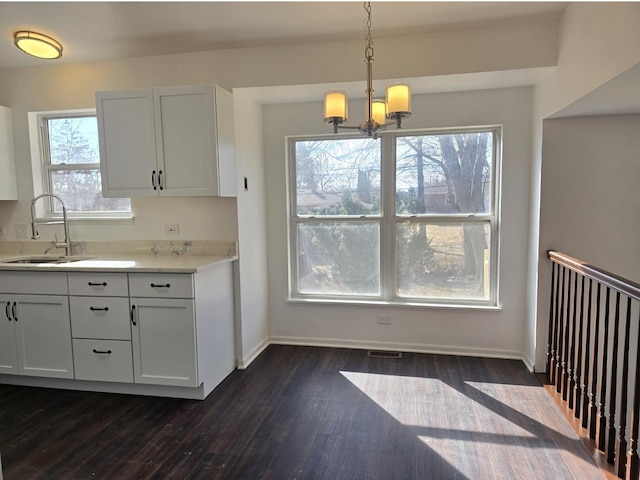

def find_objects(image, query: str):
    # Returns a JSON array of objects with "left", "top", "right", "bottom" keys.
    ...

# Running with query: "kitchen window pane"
[
  {"left": 47, "top": 117, "right": 100, "bottom": 165},
  {"left": 50, "top": 169, "right": 131, "bottom": 213}
]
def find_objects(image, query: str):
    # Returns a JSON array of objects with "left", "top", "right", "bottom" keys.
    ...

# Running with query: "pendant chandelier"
[{"left": 324, "top": 2, "right": 411, "bottom": 137}]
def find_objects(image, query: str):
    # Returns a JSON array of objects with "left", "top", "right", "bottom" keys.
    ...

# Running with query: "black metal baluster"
[
  {"left": 547, "top": 262, "right": 557, "bottom": 383},
  {"left": 626, "top": 305, "right": 640, "bottom": 480},
  {"left": 574, "top": 275, "right": 586, "bottom": 419},
  {"left": 589, "top": 282, "right": 602, "bottom": 440},
  {"left": 557, "top": 267, "right": 568, "bottom": 395},
  {"left": 615, "top": 296, "right": 632, "bottom": 477},
  {"left": 598, "top": 287, "right": 611, "bottom": 451},
  {"left": 551, "top": 261, "right": 562, "bottom": 387},
  {"left": 567, "top": 271, "right": 578, "bottom": 406},
  {"left": 582, "top": 278, "right": 594, "bottom": 430},
  {"left": 607, "top": 291, "right": 622, "bottom": 464}
]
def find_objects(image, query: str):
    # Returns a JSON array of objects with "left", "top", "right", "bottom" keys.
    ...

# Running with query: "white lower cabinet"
[
  {"left": 0, "top": 293, "right": 73, "bottom": 378},
  {"left": 0, "top": 296, "right": 18, "bottom": 374},
  {"left": 130, "top": 297, "right": 197, "bottom": 387},
  {"left": 69, "top": 272, "right": 133, "bottom": 384},
  {"left": 0, "top": 263, "right": 235, "bottom": 399}
]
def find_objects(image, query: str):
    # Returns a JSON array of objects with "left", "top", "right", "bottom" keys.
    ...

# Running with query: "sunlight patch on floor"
[{"left": 340, "top": 371, "right": 537, "bottom": 437}]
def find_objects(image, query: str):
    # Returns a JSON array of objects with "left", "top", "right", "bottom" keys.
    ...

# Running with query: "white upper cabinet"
[
  {"left": 96, "top": 85, "right": 236, "bottom": 198},
  {"left": 0, "top": 106, "right": 18, "bottom": 200}
]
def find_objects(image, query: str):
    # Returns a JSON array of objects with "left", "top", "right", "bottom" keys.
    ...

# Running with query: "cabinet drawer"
[
  {"left": 73, "top": 339, "right": 133, "bottom": 383},
  {"left": 70, "top": 297, "right": 131, "bottom": 340},
  {"left": 68, "top": 272, "right": 129, "bottom": 297},
  {"left": 0, "top": 271, "right": 68, "bottom": 295},
  {"left": 129, "top": 273, "right": 194, "bottom": 299}
]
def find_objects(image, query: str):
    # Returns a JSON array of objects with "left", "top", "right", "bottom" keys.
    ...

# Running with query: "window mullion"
[{"left": 380, "top": 134, "right": 395, "bottom": 301}]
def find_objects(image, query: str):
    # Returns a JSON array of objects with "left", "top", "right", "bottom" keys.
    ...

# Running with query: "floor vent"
[{"left": 367, "top": 350, "right": 403, "bottom": 359}]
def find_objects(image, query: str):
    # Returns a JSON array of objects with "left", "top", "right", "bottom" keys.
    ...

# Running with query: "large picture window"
[{"left": 289, "top": 127, "right": 500, "bottom": 307}]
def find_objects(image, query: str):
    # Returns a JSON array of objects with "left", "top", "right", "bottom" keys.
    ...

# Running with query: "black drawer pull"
[
  {"left": 89, "top": 306, "right": 109, "bottom": 312},
  {"left": 5, "top": 301, "right": 11, "bottom": 321},
  {"left": 130, "top": 304, "right": 137, "bottom": 326},
  {"left": 92, "top": 349, "right": 112, "bottom": 355},
  {"left": 150, "top": 283, "right": 171, "bottom": 288},
  {"left": 12, "top": 302, "right": 17, "bottom": 322},
  {"left": 88, "top": 282, "right": 107, "bottom": 287}
]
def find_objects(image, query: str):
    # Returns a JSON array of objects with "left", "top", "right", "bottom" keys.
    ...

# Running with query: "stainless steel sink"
[{"left": 0, "top": 255, "right": 94, "bottom": 264}]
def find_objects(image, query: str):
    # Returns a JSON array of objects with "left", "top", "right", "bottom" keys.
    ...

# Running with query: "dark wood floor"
[{"left": 0, "top": 345, "right": 606, "bottom": 479}]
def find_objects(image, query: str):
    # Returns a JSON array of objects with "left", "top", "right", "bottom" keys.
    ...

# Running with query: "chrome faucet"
[{"left": 30, "top": 194, "right": 73, "bottom": 256}]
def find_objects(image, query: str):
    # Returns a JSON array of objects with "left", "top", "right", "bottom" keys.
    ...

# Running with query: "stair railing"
[{"left": 547, "top": 250, "right": 640, "bottom": 479}]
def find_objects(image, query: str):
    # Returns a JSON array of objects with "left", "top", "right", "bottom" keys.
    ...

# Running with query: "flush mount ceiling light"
[
  {"left": 14, "top": 30, "right": 63, "bottom": 60},
  {"left": 324, "top": 1, "right": 411, "bottom": 138}
]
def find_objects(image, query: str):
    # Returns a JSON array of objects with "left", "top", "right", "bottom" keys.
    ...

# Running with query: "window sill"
[
  {"left": 35, "top": 215, "right": 135, "bottom": 225},
  {"left": 286, "top": 297, "right": 502, "bottom": 312}
]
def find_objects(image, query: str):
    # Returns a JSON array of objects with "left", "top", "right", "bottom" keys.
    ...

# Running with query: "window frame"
[
  {"left": 29, "top": 109, "right": 133, "bottom": 222},
  {"left": 287, "top": 126, "right": 502, "bottom": 309}
]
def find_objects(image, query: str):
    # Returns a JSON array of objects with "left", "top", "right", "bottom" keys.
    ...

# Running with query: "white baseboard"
[
  {"left": 269, "top": 335, "right": 526, "bottom": 363},
  {"left": 237, "top": 336, "right": 270, "bottom": 369},
  {"left": 521, "top": 351, "right": 536, "bottom": 372}
]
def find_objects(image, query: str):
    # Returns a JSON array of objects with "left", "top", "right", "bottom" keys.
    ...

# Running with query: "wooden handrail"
[{"left": 547, "top": 250, "right": 640, "bottom": 302}]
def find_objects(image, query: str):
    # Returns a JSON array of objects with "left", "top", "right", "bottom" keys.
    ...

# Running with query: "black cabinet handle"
[
  {"left": 88, "top": 282, "right": 107, "bottom": 287},
  {"left": 89, "top": 306, "right": 109, "bottom": 312},
  {"left": 150, "top": 283, "right": 171, "bottom": 288},
  {"left": 158, "top": 170, "right": 164, "bottom": 191},
  {"left": 130, "top": 304, "right": 137, "bottom": 326},
  {"left": 92, "top": 349, "right": 112, "bottom": 355},
  {"left": 12, "top": 302, "right": 17, "bottom": 322},
  {"left": 5, "top": 301, "right": 11, "bottom": 321},
  {"left": 151, "top": 170, "right": 157, "bottom": 190}
]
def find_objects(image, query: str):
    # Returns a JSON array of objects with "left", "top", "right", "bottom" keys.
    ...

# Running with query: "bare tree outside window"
[
  {"left": 396, "top": 131, "right": 494, "bottom": 300},
  {"left": 43, "top": 115, "right": 130, "bottom": 214}
]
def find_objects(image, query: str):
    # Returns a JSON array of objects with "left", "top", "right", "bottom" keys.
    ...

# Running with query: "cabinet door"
[
  {"left": 154, "top": 85, "right": 219, "bottom": 196},
  {"left": 13, "top": 295, "right": 74, "bottom": 379},
  {"left": 96, "top": 90, "right": 158, "bottom": 198},
  {"left": 0, "top": 106, "right": 17, "bottom": 200},
  {"left": 130, "top": 298, "right": 198, "bottom": 387},
  {"left": 0, "top": 295, "right": 18, "bottom": 374}
]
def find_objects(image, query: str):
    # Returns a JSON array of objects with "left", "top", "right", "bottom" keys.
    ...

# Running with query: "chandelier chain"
[{"left": 364, "top": 1, "right": 374, "bottom": 60}]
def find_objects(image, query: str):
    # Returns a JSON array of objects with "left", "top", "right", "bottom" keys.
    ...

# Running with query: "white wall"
[
  {"left": 232, "top": 90, "right": 270, "bottom": 366},
  {"left": 536, "top": 115, "right": 640, "bottom": 366},
  {"left": 542, "top": 2, "right": 640, "bottom": 118},
  {"left": 263, "top": 87, "right": 534, "bottom": 360},
  {"left": 526, "top": 2, "right": 640, "bottom": 370}
]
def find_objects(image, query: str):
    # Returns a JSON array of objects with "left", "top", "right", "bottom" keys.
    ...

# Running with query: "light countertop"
[{"left": 0, "top": 253, "right": 237, "bottom": 273}]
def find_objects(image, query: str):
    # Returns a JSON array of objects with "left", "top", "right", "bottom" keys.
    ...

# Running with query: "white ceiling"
[{"left": 0, "top": 2, "right": 567, "bottom": 69}]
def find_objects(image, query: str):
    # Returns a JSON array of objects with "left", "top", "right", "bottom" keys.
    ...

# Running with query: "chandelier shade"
[
  {"left": 386, "top": 83, "right": 411, "bottom": 115},
  {"left": 324, "top": 90, "right": 348, "bottom": 123}
]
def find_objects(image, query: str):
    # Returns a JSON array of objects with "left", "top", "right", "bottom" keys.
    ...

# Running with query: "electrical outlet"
[
  {"left": 15, "top": 224, "right": 28, "bottom": 238},
  {"left": 377, "top": 315, "right": 392, "bottom": 325},
  {"left": 164, "top": 224, "right": 180, "bottom": 235}
]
